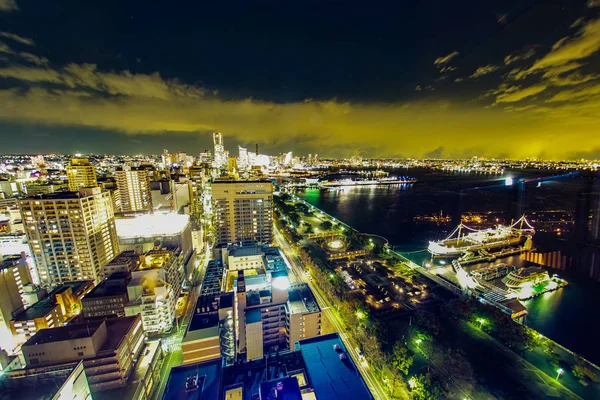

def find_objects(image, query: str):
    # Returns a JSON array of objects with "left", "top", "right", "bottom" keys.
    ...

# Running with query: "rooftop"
[
  {"left": 0, "top": 254, "right": 22, "bottom": 270},
  {"left": 23, "top": 315, "right": 139, "bottom": 353},
  {"left": 84, "top": 278, "right": 128, "bottom": 299},
  {"left": 162, "top": 359, "right": 222, "bottom": 400},
  {"left": 13, "top": 295, "right": 58, "bottom": 321},
  {"left": 246, "top": 308, "right": 262, "bottom": 324},
  {"left": 259, "top": 376, "right": 303, "bottom": 400},
  {"left": 0, "top": 362, "right": 87, "bottom": 400},
  {"left": 115, "top": 213, "right": 190, "bottom": 239},
  {"left": 228, "top": 245, "right": 264, "bottom": 258},
  {"left": 185, "top": 312, "right": 220, "bottom": 342},
  {"left": 297, "top": 333, "right": 374, "bottom": 400},
  {"left": 288, "top": 284, "right": 320, "bottom": 314}
]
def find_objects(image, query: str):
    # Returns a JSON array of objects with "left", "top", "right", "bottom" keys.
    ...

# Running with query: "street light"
[
  {"left": 408, "top": 378, "right": 416, "bottom": 389},
  {"left": 477, "top": 318, "right": 486, "bottom": 329},
  {"left": 556, "top": 368, "right": 564, "bottom": 380}
]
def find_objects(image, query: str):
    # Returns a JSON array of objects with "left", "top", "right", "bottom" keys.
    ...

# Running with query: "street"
[{"left": 273, "top": 225, "right": 401, "bottom": 400}]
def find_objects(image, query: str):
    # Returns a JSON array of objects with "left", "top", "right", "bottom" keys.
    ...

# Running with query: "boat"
[
  {"left": 319, "top": 176, "right": 417, "bottom": 188},
  {"left": 427, "top": 216, "right": 535, "bottom": 258}
]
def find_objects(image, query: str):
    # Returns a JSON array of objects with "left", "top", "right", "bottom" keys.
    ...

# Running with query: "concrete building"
[
  {"left": 115, "top": 166, "right": 153, "bottom": 212},
  {"left": 124, "top": 269, "right": 177, "bottom": 335},
  {"left": 102, "top": 250, "right": 139, "bottom": 278},
  {"left": 0, "top": 256, "right": 26, "bottom": 351},
  {"left": 124, "top": 247, "right": 184, "bottom": 334},
  {"left": 0, "top": 361, "right": 92, "bottom": 400},
  {"left": 20, "top": 315, "right": 144, "bottom": 392},
  {"left": 19, "top": 188, "right": 119, "bottom": 284},
  {"left": 66, "top": 158, "right": 98, "bottom": 192},
  {"left": 0, "top": 254, "right": 32, "bottom": 305},
  {"left": 212, "top": 180, "right": 273, "bottom": 247},
  {"left": 10, "top": 280, "right": 93, "bottom": 342},
  {"left": 235, "top": 269, "right": 321, "bottom": 361},
  {"left": 115, "top": 213, "right": 192, "bottom": 257},
  {"left": 82, "top": 272, "right": 130, "bottom": 319}
]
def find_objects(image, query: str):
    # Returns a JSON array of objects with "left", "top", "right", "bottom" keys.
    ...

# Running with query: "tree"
[
  {"left": 414, "top": 309, "right": 441, "bottom": 336},
  {"left": 288, "top": 212, "right": 301, "bottom": 226},
  {"left": 305, "top": 225, "right": 314, "bottom": 234},
  {"left": 392, "top": 342, "right": 414, "bottom": 375},
  {"left": 319, "top": 221, "right": 333, "bottom": 230},
  {"left": 410, "top": 372, "right": 443, "bottom": 400}
]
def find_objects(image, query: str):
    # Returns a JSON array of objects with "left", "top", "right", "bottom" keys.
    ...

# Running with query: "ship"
[
  {"left": 319, "top": 176, "right": 417, "bottom": 188},
  {"left": 428, "top": 216, "right": 535, "bottom": 258}
]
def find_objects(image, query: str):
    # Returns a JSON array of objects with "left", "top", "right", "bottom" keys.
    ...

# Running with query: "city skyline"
[{"left": 0, "top": 1, "right": 599, "bottom": 159}]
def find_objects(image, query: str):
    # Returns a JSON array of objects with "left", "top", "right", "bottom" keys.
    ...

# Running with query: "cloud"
[
  {"left": 504, "top": 48, "right": 536, "bottom": 65},
  {"left": 470, "top": 65, "right": 500, "bottom": 78},
  {"left": 434, "top": 51, "right": 459, "bottom": 66},
  {"left": 494, "top": 84, "right": 548, "bottom": 104},
  {"left": 0, "top": 0, "right": 18, "bottom": 11},
  {"left": 0, "top": 41, "right": 14, "bottom": 54},
  {"left": 424, "top": 146, "right": 444, "bottom": 159},
  {"left": 440, "top": 66, "right": 457, "bottom": 73},
  {"left": 1, "top": 58, "right": 600, "bottom": 159},
  {"left": 521, "top": 19, "right": 600, "bottom": 76},
  {"left": 454, "top": 77, "right": 464, "bottom": 83},
  {"left": 18, "top": 52, "right": 48, "bottom": 65},
  {"left": 546, "top": 83, "right": 600, "bottom": 102},
  {"left": 0, "top": 32, "right": 34, "bottom": 46},
  {"left": 546, "top": 72, "right": 599, "bottom": 87},
  {"left": 588, "top": 0, "right": 600, "bottom": 8}
]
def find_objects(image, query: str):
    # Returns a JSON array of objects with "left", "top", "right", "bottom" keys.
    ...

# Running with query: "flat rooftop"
[
  {"left": 0, "top": 254, "right": 22, "bottom": 270},
  {"left": 0, "top": 363, "right": 85, "bottom": 400},
  {"left": 23, "top": 315, "right": 138, "bottom": 352},
  {"left": 115, "top": 213, "right": 190, "bottom": 239},
  {"left": 228, "top": 246, "right": 264, "bottom": 258},
  {"left": 259, "top": 376, "right": 302, "bottom": 400},
  {"left": 162, "top": 359, "right": 222, "bottom": 400},
  {"left": 84, "top": 279, "right": 128, "bottom": 299},
  {"left": 13, "top": 295, "right": 57, "bottom": 321},
  {"left": 297, "top": 333, "right": 373, "bottom": 400},
  {"left": 288, "top": 284, "right": 320, "bottom": 314}
]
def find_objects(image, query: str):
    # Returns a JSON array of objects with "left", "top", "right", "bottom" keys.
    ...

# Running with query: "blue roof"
[
  {"left": 246, "top": 308, "right": 262, "bottom": 324},
  {"left": 297, "top": 333, "right": 374, "bottom": 400},
  {"left": 162, "top": 359, "right": 222, "bottom": 400},
  {"left": 259, "top": 376, "right": 302, "bottom": 400}
]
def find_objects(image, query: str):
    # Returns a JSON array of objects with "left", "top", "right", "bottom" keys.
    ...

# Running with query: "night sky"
[{"left": 1, "top": 0, "right": 599, "bottom": 158}]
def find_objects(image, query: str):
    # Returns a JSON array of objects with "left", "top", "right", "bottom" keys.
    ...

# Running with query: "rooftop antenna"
[{"left": 255, "top": 143, "right": 259, "bottom": 155}]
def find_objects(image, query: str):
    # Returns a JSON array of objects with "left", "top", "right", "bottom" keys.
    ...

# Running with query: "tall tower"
[
  {"left": 66, "top": 158, "right": 97, "bottom": 192},
  {"left": 115, "top": 166, "right": 153, "bottom": 213},
  {"left": 19, "top": 187, "right": 119, "bottom": 284},
  {"left": 213, "top": 132, "right": 227, "bottom": 169}
]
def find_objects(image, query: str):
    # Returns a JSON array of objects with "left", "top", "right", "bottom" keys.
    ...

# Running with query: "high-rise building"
[
  {"left": 212, "top": 181, "right": 273, "bottom": 247},
  {"left": 19, "top": 187, "right": 119, "bottom": 284},
  {"left": 237, "top": 146, "right": 249, "bottom": 171},
  {"left": 213, "top": 132, "right": 227, "bottom": 169},
  {"left": 66, "top": 158, "right": 98, "bottom": 192},
  {"left": 115, "top": 166, "right": 153, "bottom": 212},
  {"left": 0, "top": 256, "right": 26, "bottom": 350}
]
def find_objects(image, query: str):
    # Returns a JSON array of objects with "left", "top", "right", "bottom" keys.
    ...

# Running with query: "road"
[
  {"left": 274, "top": 225, "right": 401, "bottom": 400},
  {"left": 153, "top": 246, "right": 211, "bottom": 400}
]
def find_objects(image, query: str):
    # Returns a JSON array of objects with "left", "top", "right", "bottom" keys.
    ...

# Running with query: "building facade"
[
  {"left": 212, "top": 181, "right": 273, "bottom": 247},
  {"left": 115, "top": 166, "right": 153, "bottom": 212},
  {"left": 66, "top": 158, "right": 98, "bottom": 192},
  {"left": 19, "top": 187, "right": 119, "bottom": 284}
]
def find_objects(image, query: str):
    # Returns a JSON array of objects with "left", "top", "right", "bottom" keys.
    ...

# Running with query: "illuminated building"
[
  {"left": 188, "top": 166, "right": 212, "bottom": 220},
  {"left": 115, "top": 166, "right": 153, "bottom": 212},
  {"left": 0, "top": 361, "right": 92, "bottom": 400},
  {"left": 0, "top": 254, "right": 32, "bottom": 304},
  {"left": 20, "top": 315, "right": 144, "bottom": 392},
  {"left": 66, "top": 158, "right": 97, "bottom": 192},
  {"left": 213, "top": 132, "right": 227, "bottom": 169},
  {"left": 212, "top": 180, "right": 273, "bottom": 247},
  {"left": 237, "top": 146, "right": 249, "bottom": 171},
  {"left": 502, "top": 266, "right": 550, "bottom": 288},
  {"left": 124, "top": 247, "right": 184, "bottom": 334},
  {"left": 102, "top": 250, "right": 138, "bottom": 278},
  {"left": 229, "top": 247, "right": 321, "bottom": 361},
  {"left": 125, "top": 268, "right": 177, "bottom": 334},
  {"left": 114, "top": 213, "right": 192, "bottom": 257},
  {"left": 19, "top": 187, "right": 119, "bottom": 284},
  {"left": 0, "top": 256, "right": 26, "bottom": 351},
  {"left": 10, "top": 281, "right": 93, "bottom": 342},
  {"left": 198, "top": 149, "right": 213, "bottom": 165},
  {"left": 82, "top": 272, "right": 129, "bottom": 319}
]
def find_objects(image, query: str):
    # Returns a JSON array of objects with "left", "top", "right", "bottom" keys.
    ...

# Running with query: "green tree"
[
  {"left": 305, "top": 225, "right": 314, "bottom": 234},
  {"left": 288, "top": 212, "right": 301, "bottom": 226},
  {"left": 414, "top": 309, "right": 441, "bottom": 336},
  {"left": 410, "top": 372, "right": 443, "bottom": 400},
  {"left": 392, "top": 342, "right": 414, "bottom": 375},
  {"left": 319, "top": 221, "right": 333, "bottom": 230}
]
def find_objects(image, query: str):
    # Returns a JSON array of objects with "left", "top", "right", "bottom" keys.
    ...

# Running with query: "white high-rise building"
[
  {"left": 115, "top": 166, "right": 153, "bottom": 212},
  {"left": 19, "top": 187, "right": 119, "bottom": 284},
  {"left": 213, "top": 132, "right": 227, "bottom": 169},
  {"left": 237, "top": 146, "right": 249, "bottom": 171}
]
